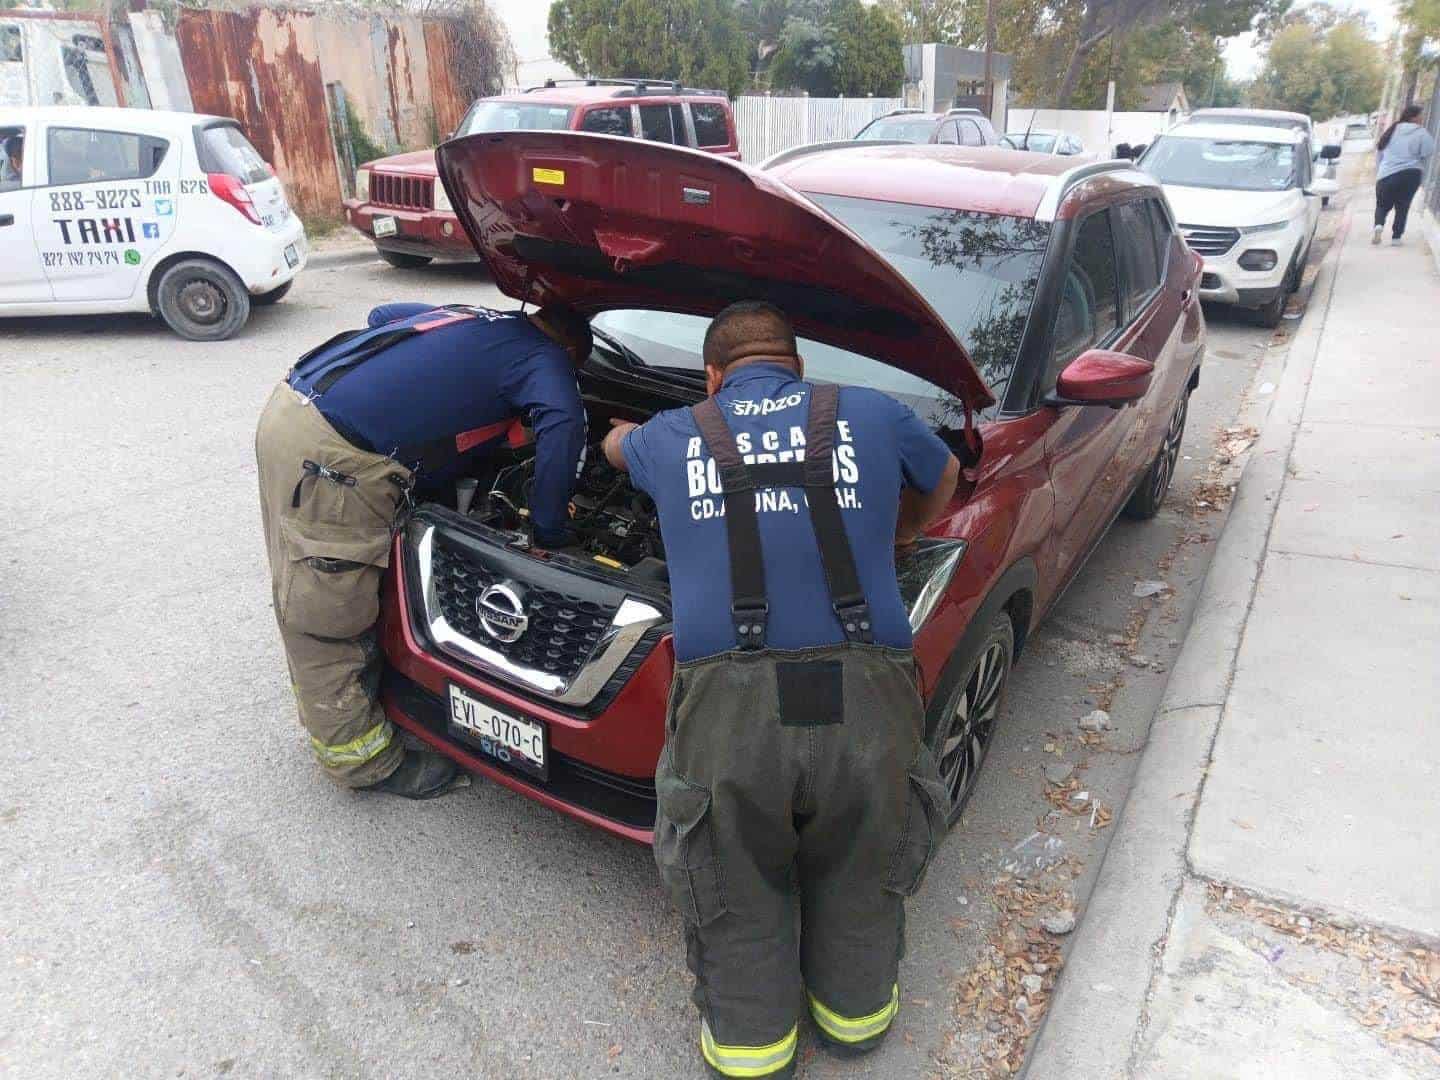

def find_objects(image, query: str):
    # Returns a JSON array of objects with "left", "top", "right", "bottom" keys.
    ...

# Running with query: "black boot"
[{"left": 361, "top": 750, "right": 462, "bottom": 799}]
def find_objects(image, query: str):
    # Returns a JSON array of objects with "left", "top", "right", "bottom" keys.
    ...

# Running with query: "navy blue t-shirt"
[
  {"left": 623, "top": 363, "right": 954, "bottom": 662},
  {"left": 304, "top": 302, "right": 586, "bottom": 543}
]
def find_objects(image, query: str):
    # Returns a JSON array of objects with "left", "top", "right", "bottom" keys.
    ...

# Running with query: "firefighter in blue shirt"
[
  {"left": 603, "top": 301, "right": 959, "bottom": 1079},
  {"left": 255, "top": 301, "right": 592, "bottom": 798}
]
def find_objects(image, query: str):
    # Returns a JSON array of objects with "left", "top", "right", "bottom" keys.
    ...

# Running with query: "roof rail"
[
  {"left": 945, "top": 107, "right": 982, "bottom": 115},
  {"left": 524, "top": 76, "right": 726, "bottom": 98},
  {"left": 759, "top": 139, "right": 908, "bottom": 170},
  {"left": 1034, "top": 159, "right": 1140, "bottom": 220}
]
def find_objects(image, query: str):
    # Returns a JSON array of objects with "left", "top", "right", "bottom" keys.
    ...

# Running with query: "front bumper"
[
  {"left": 343, "top": 200, "right": 477, "bottom": 259},
  {"left": 378, "top": 527, "right": 673, "bottom": 844},
  {"left": 1195, "top": 226, "right": 1303, "bottom": 309}
]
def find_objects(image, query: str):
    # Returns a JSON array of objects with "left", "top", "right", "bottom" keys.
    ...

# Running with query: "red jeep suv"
[
  {"left": 342, "top": 79, "right": 740, "bottom": 268},
  {"left": 378, "top": 136, "right": 1205, "bottom": 843}
]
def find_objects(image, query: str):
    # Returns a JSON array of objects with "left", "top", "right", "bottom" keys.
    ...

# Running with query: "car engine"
[{"left": 464, "top": 442, "right": 668, "bottom": 584}]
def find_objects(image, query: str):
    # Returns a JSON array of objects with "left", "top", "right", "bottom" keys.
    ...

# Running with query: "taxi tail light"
[{"left": 208, "top": 172, "right": 262, "bottom": 225}]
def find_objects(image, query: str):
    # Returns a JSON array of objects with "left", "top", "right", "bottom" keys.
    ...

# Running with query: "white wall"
[
  {"left": 1006, "top": 108, "right": 1182, "bottom": 155},
  {"left": 733, "top": 96, "right": 905, "bottom": 162}
]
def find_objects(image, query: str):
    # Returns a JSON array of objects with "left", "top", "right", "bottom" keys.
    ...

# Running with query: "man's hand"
[{"left": 603, "top": 417, "right": 638, "bottom": 471}]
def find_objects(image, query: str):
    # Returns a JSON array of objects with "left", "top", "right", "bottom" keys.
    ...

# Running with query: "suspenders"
[{"left": 690, "top": 382, "right": 874, "bottom": 651}]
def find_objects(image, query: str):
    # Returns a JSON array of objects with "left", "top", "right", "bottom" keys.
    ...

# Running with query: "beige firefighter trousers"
[{"left": 255, "top": 382, "right": 413, "bottom": 786}]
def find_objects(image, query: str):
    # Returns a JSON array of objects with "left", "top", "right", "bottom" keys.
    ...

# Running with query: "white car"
[
  {"left": 1000, "top": 129, "right": 1087, "bottom": 156},
  {"left": 1139, "top": 122, "right": 1337, "bottom": 326},
  {"left": 0, "top": 106, "right": 307, "bottom": 340}
]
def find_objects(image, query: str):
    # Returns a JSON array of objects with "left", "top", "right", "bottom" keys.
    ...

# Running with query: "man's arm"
[
  {"left": 367, "top": 302, "right": 437, "bottom": 328},
  {"left": 602, "top": 420, "right": 638, "bottom": 472},
  {"left": 896, "top": 456, "right": 960, "bottom": 547},
  {"left": 507, "top": 354, "right": 588, "bottom": 546}
]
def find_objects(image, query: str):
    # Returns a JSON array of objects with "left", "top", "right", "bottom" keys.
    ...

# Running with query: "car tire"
[
  {"left": 379, "top": 250, "right": 433, "bottom": 269},
  {"left": 1253, "top": 291, "right": 1284, "bottom": 328},
  {"left": 1322, "top": 196, "right": 1330, "bottom": 208},
  {"left": 253, "top": 280, "right": 293, "bottom": 306},
  {"left": 155, "top": 258, "right": 251, "bottom": 341},
  {"left": 925, "top": 611, "right": 1015, "bottom": 826},
  {"left": 1124, "top": 390, "right": 1188, "bottom": 520}
]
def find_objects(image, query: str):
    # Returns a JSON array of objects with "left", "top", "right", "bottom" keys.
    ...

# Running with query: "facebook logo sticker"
[
  {"left": 155, "top": 199, "right": 174, "bottom": 216},
  {"left": 142, "top": 222, "right": 160, "bottom": 239}
]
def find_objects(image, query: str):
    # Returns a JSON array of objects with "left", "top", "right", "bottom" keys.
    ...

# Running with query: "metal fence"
[
  {"left": 1423, "top": 76, "right": 1440, "bottom": 221},
  {"left": 733, "top": 95, "right": 905, "bottom": 163}
]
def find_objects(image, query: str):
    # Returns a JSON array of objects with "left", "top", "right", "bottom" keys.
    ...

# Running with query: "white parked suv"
[
  {"left": 0, "top": 106, "right": 307, "bottom": 340},
  {"left": 1139, "top": 122, "right": 1337, "bottom": 326}
]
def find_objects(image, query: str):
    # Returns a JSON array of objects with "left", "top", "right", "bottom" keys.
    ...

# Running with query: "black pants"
[
  {"left": 653, "top": 644, "right": 947, "bottom": 1076},
  {"left": 1375, "top": 169, "right": 1423, "bottom": 237}
]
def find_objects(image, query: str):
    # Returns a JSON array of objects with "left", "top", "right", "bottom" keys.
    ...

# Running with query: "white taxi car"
[
  {"left": 0, "top": 106, "right": 306, "bottom": 340},
  {"left": 1139, "top": 121, "right": 1337, "bottom": 327}
]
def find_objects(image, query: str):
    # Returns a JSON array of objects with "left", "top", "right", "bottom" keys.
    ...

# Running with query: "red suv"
[
  {"left": 342, "top": 79, "right": 740, "bottom": 268},
  {"left": 378, "top": 137, "right": 1205, "bottom": 843}
]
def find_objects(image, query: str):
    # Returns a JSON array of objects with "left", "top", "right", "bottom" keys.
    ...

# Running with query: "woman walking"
[{"left": 1373, "top": 104, "right": 1435, "bottom": 245}]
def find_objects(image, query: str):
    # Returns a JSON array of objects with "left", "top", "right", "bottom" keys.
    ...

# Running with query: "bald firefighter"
[{"left": 603, "top": 301, "right": 960, "bottom": 1078}]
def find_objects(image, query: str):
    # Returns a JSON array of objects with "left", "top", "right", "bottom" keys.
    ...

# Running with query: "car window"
[
  {"left": 460, "top": 101, "right": 574, "bottom": 136},
  {"left": 638, "top": 104, "right": 683, "bottom": 145},
  {"left": 1047, "top": 210, "right": 1120, "bottom": 390},
  {"left": 958, "top": 119, "right": 984, "bottom": 147},
  {"left": 1145, "top": 198, "right": 1173, "bottom": 273},
  {"left": 936, "top": 120, "right": 959, "bottom": 144},
  {"left": 1141, "top": 136, "right": 1298, "bottom": 191},
  {"left": 691, "top": 103, "right": 729, "bottom": 147},
  {"left": 47, "top": 127, "right": 169, "bottom": 186},
  {"left": 0, "top": 124, "right": 25, "bottom": 191},
  {"left": 580, "top": 107, "right": 633, "bottom": 137},
  {"left": 1, "top": 24, "right": 21, "bottom": 63},
  {"left": 855, "top": 116, "right": 938, "bottom": 142},
  {"left": 1115, "top": 200, "right": 1162, "bottom": 318},
  {"left": 195, "top": 123, "right": 268, "bottom": 183}
]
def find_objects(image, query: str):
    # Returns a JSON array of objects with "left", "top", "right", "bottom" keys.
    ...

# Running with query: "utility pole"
[{"left": 983, "top": 0, "right": 996, "bottom": 119}]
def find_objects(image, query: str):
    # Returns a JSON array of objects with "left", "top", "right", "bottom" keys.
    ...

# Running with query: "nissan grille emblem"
[{"left": 477, "top": 581, "right": 529, "bottom": 644}]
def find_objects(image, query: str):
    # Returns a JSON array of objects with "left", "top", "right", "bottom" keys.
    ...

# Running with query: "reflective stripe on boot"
[
  {"left": 310, "top": 719, "right": 393, "bottom": 768},
  {"left": 699, "top": 1019, "right": 797, "bottom": 1077},
  {"left": 808, "top": 984, "right": 899, "bottom": 1046}
]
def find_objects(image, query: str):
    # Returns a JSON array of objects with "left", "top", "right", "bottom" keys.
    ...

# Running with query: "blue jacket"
[{"left": 291, "top": 302, "right": 586, "bottom": 545}]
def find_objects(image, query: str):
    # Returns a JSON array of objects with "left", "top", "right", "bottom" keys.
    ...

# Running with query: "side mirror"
[
  {"left": 1320, "top": 143, "right": 1342, "bottom": 160},
  {"left": 1049, "top": 349, "right": 1154, "bottom": 408}
]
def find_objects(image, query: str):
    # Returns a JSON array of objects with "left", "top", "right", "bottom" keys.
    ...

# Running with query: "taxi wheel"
[
  {"left": 379, "top": 250, "right": 433, "bottom": 269},
  {"left": 156, "top": 259, "right": 250, "bottom": 341},
  {"left": 254, "top": 281, "right": 293, "bottom": 306}
]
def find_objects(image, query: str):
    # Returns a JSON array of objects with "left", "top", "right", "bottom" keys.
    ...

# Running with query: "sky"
[{"left": 1224, "top": 0, "right": 1399, "bottom": 78}]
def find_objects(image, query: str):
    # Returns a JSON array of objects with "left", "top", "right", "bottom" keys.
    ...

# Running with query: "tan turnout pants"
[{"left": 255, "top": 382, "right": 412, "bottom": 787}]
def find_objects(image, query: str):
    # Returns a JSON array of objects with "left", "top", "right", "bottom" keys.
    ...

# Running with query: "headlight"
[
  {"left": 1238, "top": 249, "right": 1278, "bottom": 271},
  {"left": 355, "top": 168, "right": 370, "bottom": 202},
  {"left": 433, "top": 181, "right": 453, "bottom": 213},
  {"left": 1239, "top": 220, "right": 1289, "bottom": 235},
  {"left": 897, "top": 539, "right": 967, "bottom": 633}
]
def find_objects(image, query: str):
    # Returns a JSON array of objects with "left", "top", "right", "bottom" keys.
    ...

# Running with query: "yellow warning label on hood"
[{"left": 532, "top": 167, "right": 565, "bottom": 185}]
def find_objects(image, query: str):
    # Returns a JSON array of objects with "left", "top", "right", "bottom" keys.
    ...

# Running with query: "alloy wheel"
[
  {"left": 1151, "top": 394, "right": 1187, "bottom": 505},
  {"left": 938, "top": 638, "right": 1010, "bottom": 806}
]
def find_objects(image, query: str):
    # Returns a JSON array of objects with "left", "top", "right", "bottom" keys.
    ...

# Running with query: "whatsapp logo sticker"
[{"left": 124, "top": 249, "right": 142, "bottom": 266}]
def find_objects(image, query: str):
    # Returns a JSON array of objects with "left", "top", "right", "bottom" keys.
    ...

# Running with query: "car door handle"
[{"left": 0, "top": 214, "right": 14, "bottom": 227}]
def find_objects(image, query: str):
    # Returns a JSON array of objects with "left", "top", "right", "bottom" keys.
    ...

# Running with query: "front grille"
[
  {"left": 382, "top": 670, "right": 657, "bottom": 830},
  {"left": 1180, "top": 224, "right": 1240, "bottom": 257},
  {"left": 1200, "top": 272, "right": 1222, "bottom": 290},
  {"left": 432, "top": 535, "right": 614, "bottom": 685},
  {"left": 371, "top": 172, "right": 434, "bottom": 211}
]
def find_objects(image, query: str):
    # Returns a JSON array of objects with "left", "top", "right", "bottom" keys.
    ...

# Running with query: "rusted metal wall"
[
  {"left": 423, "top": 20, "right": 471, "bottom": 139},
  {"left": 176, "top": 7, "right": 340, "bottom": 220}
]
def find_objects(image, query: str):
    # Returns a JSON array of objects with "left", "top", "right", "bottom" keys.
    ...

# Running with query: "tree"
[
  {"left": 882, "top": 0, "right": 971, "bottom": 45},
  {"left": 1252, "top": 15, "right": 1384, "bottom": 116},
  {"left": 548, "top": 0, "right": 751, "bottom": 96},
  {"left": 768, "top": 0, "right": 904, "bottom": 95}
]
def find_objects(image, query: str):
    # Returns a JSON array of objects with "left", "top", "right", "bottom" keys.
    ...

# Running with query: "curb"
[{"left": 1022, "top": 208, "right": 1353, "bottom": 1079}]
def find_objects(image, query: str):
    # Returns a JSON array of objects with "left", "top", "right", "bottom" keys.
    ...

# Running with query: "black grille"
[
  {"left": 432, "top": 536, "right": 616, "bottom": 683},
  {"left": 371, "top": 172, "right": 434, "bottom": 211},
  {"left": 1180, "top": 224, "right": 1240, "bottom": 257}
]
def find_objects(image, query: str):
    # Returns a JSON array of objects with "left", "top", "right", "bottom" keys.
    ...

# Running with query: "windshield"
[
  {"left": 1003, "top": 133, "right": 1057, "bottom": 153},
  {"left": 461, "top": 101, "right": 575, "bottom": 135},
  {"left": 856, "top": 116, "right": 937, "bottom": 142},
  {"left": 1197, "top": 115, "right": 1306, "bottom": 132},
  {"left": 1141, "top": 136, "right": 1297, "bottom": 191},
  {"left": 1344, "top": 124, "right": 1369, "bottom": 138},
  {"left": 591, "top": 196, "right": 1050, "bottom": 420}
]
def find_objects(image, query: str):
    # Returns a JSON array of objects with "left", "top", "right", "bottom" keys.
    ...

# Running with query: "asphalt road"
[{"left": 0, "top": 194, "right": 1342, "bottom": 1079}]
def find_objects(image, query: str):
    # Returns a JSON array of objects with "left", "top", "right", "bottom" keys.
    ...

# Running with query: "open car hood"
[{"left": 435, "top": 131, "right": 994, "bottom": 411}]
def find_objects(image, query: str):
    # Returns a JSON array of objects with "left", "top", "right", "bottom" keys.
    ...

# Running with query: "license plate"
[
  {"left": 447, "top": 684, "right": 547, "bottom": 779},
  {"left": 283, "top": 243, "right": 299, "bottom": 268},
  {"left": 373, "top": 215, "right": 397, "bottom": 238}
]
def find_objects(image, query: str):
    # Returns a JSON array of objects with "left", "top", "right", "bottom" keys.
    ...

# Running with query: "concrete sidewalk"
[{"left": 1026, "top": 197, "right": 1440, "bottom": 1078}]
